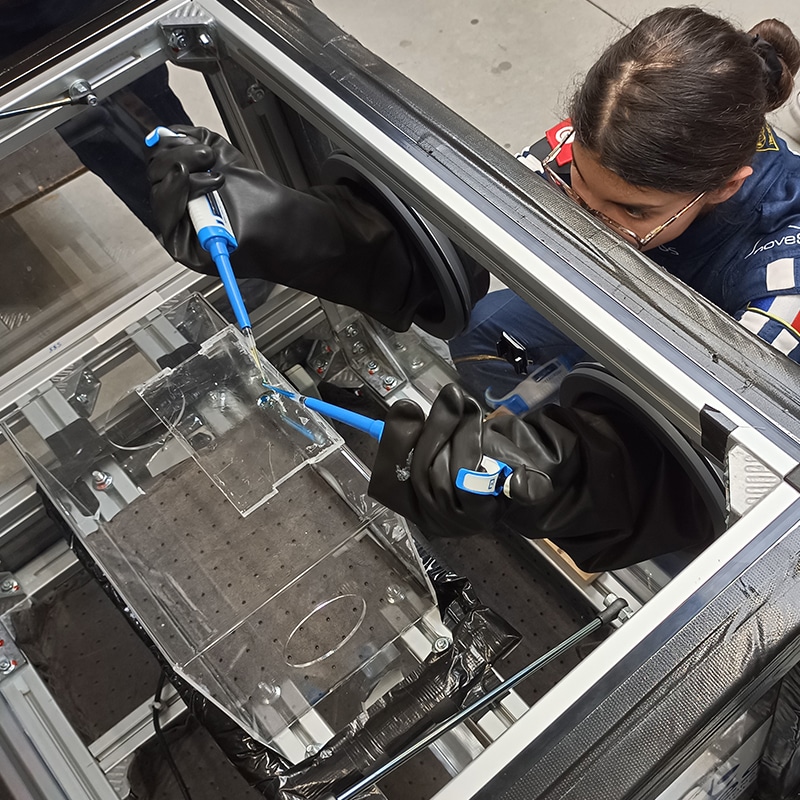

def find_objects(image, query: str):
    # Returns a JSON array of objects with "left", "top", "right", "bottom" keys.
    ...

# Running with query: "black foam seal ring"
[
  {"left": 561, "top": 363, "right": 727, "bottom": 538},
  {"left": 320, "top": 151, "right": 472, "bottom": 339}
]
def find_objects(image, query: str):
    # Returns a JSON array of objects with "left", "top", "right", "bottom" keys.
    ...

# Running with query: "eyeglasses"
[{"left": 541, "top": 138, "right": 706, "bottom": 251}]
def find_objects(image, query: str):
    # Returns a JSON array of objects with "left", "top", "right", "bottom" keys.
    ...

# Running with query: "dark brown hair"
[{"left": 570, "top": 7, "right": 800, "bottom": 193}]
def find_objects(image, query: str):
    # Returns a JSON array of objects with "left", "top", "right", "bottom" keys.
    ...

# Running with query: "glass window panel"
[
  {"left": 0, "top": 1, "right": 135, "bottom": 75},
  {"left": 0, "top": 60, "right": 228, "bottom": 380}
]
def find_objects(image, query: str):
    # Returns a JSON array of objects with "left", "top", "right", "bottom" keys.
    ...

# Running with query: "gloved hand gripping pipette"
[
  {"left": 262, "top": 384, "right": 513, "bottom": 497},
  {"left": 145, "top": 126, "right": 267, "bottom": 384}
]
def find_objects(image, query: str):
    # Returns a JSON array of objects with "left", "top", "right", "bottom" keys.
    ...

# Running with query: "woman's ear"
[{"left": 707, "top": 165, "right": 754, "bottom": 204}]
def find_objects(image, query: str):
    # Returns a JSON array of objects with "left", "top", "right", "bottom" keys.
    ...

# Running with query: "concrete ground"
[
  {"left": 170, "top": 1, "right": 800, "bottom": 151},
  {"left": 310, "top": 0, "right": 800, "bottom": 151}
]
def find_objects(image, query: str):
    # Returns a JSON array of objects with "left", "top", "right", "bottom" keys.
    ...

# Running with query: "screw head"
[
  {"left": 305, "top": 742, "right": 321, "bottom": 757},
  {"left": 0, "top": 579, "right": 15, "bottom": 592},
  {"left": 344, "top": 325, "right": 359, "bottom": 338},
  {"left": 433, "top": 637, "right": 452, "bottom": 653},
  {"left": 246, "top": 84, "right": 265, "bottom": 104},
  {"left": 410, "top": 357, "right": 425, "bottom": 370},
  {"left": 255, "top": 681, "right": 281, "bottom": 705},
  {"left": 0, "top": 656, "right": 12, "bottom": 673},
  {"left": 382, "top": 376, "right": 398, "bottom": 390},
  {"left": 351, "top": 341, "right": 367, "bottom": 356},
  {"left": 385, "top": 584, "right": 405, "bottom": 604}
]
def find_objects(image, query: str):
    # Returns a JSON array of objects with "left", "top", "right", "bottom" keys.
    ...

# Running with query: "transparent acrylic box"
[
  {"left": 137, "top": 325, "right": 341, "bottom": 517},
  {"left": 1, "top": 294, "right": 436, "bottom": 751}
]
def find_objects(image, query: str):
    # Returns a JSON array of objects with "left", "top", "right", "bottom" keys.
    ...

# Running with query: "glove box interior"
[
  {"left": 0, "top": 295, "right": 598, "bottom": 800},
  {"left": 1, "top": 3, "right": 800, "bottom": 800}
]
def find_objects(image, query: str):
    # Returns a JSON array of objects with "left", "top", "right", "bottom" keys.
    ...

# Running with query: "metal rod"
[
  {"left": 333, "top": 598, "right": 628, "bottom": 800},
  {"left": 0, "top": 99, "right": 73, "bottom": 119}
]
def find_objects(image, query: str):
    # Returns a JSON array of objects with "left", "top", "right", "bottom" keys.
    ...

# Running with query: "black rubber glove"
[
  {"left": 368, "top": 384, "right": 717, "bottom": 572},
  {"left": 147, "top": 125, "right": 486, "bottom": 331}
]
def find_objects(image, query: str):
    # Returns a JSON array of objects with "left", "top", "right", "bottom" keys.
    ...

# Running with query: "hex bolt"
[
  {"left": 382, "top": 375, "right": 399, "bottom": 391},
  {"left": 0, "top": 579, "right": 15, "bottom": 593},
  {"left": 433, "top": 637, "right": 452, "bottom": 653},
  {"left": 386, "top": 584, "right": 405, "bottom": 604},
  {"left": 68, "top": 80, "right": 97, "bottom": 107},
  {"left": 366, "top": 360, "right": 379, "bottom": 375},
  {"left": 344, "top": 325, "right": 359, "bottom": 338},
  {"left": 410, "top": 357, "right": 425, "bottom": 370},
  {"left": 305, "top": 742, "right": 322, "bottom": 757},
  {"left": 0, "top": 656, "right": 12, "bottom": 673},
  {"left": 618, "top": 607, "right": 636, "bottom": 623},
  {"left": 351, "top": 341, "right": 367, "bottom": 356},
  {"left": 602, "top": 593, "right": 619, "bottom": 608},
  {"left": 246, "top": 84, "right": 265, "bottom": 104},
  {"left": 92, "top": 470, "right": 113, "bottom": 491},
  {"left": 167, "top": 29, "right": 189, "bottom": 51}
]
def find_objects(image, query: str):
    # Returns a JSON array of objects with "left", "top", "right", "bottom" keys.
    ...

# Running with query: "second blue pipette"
[
  {"left": 145, "top": 126, "right": 267, "bottom": 384},
  {"left": 262, "top": 384, "right": 386, "bottom": 441},
  {"left": 261, "top": 384, "right": 513, "bottom": 497}
]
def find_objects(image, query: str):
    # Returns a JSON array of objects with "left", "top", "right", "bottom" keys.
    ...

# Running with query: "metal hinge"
[{"left": 159, "top": 6, "right": 221, "bottom": 69}]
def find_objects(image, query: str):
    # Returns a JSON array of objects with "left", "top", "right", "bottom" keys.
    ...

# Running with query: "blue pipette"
[
  {"left": 145, "top": 126, "right": 266, "bottom": 383},
  {"left": 263, "top": 385, "right": 386, "bottom": 441},
  {"left": 262, "top": 385, "right": 513, "bottom": 497}
]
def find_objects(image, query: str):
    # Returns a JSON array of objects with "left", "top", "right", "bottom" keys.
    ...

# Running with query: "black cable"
[{"left": 153, "top": 671, "right": 194, "bottom": 800}]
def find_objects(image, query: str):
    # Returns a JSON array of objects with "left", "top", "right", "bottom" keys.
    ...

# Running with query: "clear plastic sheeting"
[
  {"left": 137, "top": 325, "right": 341, "bottom": 516},
  {"left": 182, "top": 603, "right": 520, "bottom": 800},
  {"left": 1, "top": 293, "right": 438, "bottom": 748}
]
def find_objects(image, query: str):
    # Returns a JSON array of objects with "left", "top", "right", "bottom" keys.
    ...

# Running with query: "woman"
[
  {"left": 451, "top": 8, "right": 800, "bottom": 400},
  {"left": 147, "top": 8, "right": 800, "bottom": 571}
]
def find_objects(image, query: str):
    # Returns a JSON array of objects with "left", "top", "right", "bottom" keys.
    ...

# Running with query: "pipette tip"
[{"left": 243, "top": 328, "right": 267, "bottom": 386}]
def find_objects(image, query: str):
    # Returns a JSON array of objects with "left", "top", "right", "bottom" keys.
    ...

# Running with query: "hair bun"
[
  {"left": 751, "top": 35, "right": 784, "bottom": 89},
  {"left": 748, "top": 19, "right": 800, "bottom": 110}
]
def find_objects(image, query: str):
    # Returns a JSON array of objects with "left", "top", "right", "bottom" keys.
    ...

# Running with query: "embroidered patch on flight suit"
[
  {"left": 756, "top": 125, "right": 779, "bottom": 152},
  {"left": 545, "top": 119, "right": 574, "bottom": 166}
]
